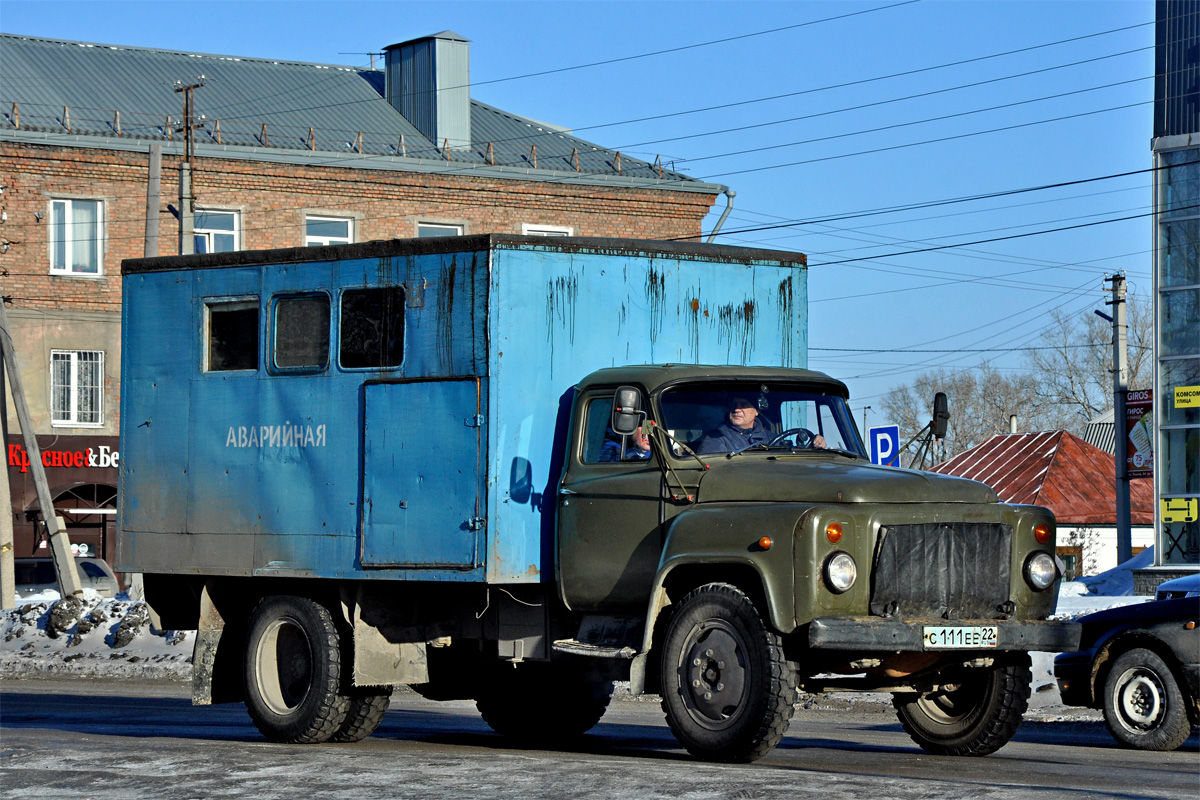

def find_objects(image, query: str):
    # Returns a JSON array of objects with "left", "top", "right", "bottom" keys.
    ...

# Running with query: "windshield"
[{"left": 658, "top": 382, "right": 865, "bottom": 457}]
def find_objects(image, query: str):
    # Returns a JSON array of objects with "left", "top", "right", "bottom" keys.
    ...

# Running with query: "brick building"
[{"left": 0, "top": 31, "right": 729, "bottom": 570}]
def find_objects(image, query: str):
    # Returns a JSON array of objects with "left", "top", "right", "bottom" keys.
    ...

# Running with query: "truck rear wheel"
[
  {"left": 243, "top": 595, "right": 350, "bottom": 744},
  {"left": 893, "top": 654, "right": 1031, "bottom": 756},
  {"left": 329, "top": 688, "right": 391, "bottom": 743},
  {"left": 659, "top": 583, "right": 797, "bottom": 763},
  {"left": 476, "top": 662, "right": 614, "bottom": 742}
]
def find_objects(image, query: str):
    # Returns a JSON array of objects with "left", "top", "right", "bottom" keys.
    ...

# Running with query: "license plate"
[{"left": 923, "top": 625, "right": 998, "bottom": 649}]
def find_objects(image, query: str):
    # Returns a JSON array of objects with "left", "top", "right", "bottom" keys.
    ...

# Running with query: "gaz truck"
[{"left": 117, "top": 235, "right": 1079, "bottom": 762}]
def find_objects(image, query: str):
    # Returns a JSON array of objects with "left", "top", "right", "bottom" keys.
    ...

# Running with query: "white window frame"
[
  {"left": 305, "top": 215, "right": 355, "bottom": 247},
  {"left": 194, "top": 208, "right": 241, "bottom": 254},
  {"left": 50, "top": 350, "right": 104, "bottom": 428},
  {"left": 522, "top": 223, "right": 574, "bottom": 237},
  {"left": 417, "top": 222, "right": 464, "bottom": 238},
  {"left": 48, "top": 198, "right": 104, "bottom": 276}
]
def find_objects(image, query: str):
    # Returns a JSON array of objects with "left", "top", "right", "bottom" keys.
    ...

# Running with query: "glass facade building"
[{"left": 1151, "top": 1, "right": 1200, "bottom": 569}]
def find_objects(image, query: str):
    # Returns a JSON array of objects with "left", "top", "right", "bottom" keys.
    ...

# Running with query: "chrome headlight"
[
  {"left": 1024, "top": 552, "right": 1058, "bottom": 591},
  {"left": 823, "top": 551, "right": 857, "bottom": 594}
]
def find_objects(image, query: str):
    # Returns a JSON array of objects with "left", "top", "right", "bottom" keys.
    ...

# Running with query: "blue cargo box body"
[{"left": 116, "top": 235, "right": 807, "bottom": 584}]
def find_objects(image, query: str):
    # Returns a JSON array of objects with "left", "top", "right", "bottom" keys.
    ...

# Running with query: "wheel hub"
[
  {"left": 1117, "top": 670, "right": 1163, "bottom": 730},
  {"left": 681, "top": 620, "right": 748, "bottom": 728},
  {"left": 256, "top": 618, "right": 313, "bottom": 715}
]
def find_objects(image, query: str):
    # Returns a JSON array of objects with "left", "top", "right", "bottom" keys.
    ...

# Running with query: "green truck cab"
[{"left": 555, "top": 365, "right": 1078, "bottom": 761}]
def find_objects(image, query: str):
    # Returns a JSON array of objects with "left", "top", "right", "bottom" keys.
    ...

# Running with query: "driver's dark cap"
[{"left": 729, "top": 396, "right": 754, "bottom": 410}]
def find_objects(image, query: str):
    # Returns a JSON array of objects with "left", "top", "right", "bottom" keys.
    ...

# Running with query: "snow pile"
[
  {"left": 0, "top": 589, "right": 193, "bottom": 681},
  {"left": 1052, "top": 547, "right": 1154, "bottom": 620}
]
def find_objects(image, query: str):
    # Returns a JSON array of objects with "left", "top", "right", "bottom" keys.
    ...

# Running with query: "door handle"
[{"left": 559, "top": 487, "right": 577, "bottom": 496}]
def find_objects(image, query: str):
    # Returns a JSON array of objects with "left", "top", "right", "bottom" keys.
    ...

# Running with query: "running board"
[{"left": 552, "top": 639, "right": 638, "bottom": 659}]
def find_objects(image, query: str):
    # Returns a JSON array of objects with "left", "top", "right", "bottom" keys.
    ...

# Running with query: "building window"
[
  {"left": 50, "top": 350, "right": 103, "bottom": 427},
  {"left": 340, "top": 287, "right": 404, "bottom": 369},
  {"left": 306, "top": 216, "right": 353, "bottom": 246},
  {"left": 417, "top": 223, "right": 463, "bottom": 238},
  {"left": 1056, "top": 546, "right": 1082, "bottom": 581},
  {"left": 194, "top": 210, "right": 239, "bottom": 254},
  {"left": 205, "top": 299, "right": 259, "bottom": 372},
  {"left": 49, "top": 198, "right": 103, "bottom": 275},
  {"left": 522, "top": 223, "right": 573, "bottom": 237}
]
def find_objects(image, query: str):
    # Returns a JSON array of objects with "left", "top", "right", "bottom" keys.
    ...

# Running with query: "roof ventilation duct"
[{"left": 384, "top": 31, "right": 471, "bottom": 151}]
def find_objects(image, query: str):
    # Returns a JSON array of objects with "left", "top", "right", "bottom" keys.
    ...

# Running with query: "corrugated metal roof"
[
  {"left": 0, "top": 33, "right": 703, "bottom": 185},
  {"left": 931, "top": 431, "right": 1153, "bottom": 525},
  {"left": 1083, "top": 408, "right": 1116, "bottom": 454}
]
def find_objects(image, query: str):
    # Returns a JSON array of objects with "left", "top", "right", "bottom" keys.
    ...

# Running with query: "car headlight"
[
  {"left": 1024, "top": 552, "right": 1058, "bottom": 591},
  {"left": 823, "top": 551, "right": 857, "bottom": 594}
]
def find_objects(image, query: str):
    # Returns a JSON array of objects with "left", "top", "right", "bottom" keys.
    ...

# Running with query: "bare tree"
[
  {"left": 881, "top": 364, "right": 1069, "bottom": 460},
  {"left": 880, "top": 292, "right": 1152, "bottom": 462},
  {"left": 1024, "top": 292, "right": 1152, "bottom": 429}
]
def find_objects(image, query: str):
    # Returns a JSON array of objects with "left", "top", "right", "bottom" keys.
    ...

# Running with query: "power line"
[
  {"left": 616, "top": 50, "right": 1152, "bottom": 151},
  {"left": 699, "top": 99, "right": 1151, "bottom": 180},
  {"left": 694, "top": 160, "right": 1192, "bottom": 240},
  {"left": 676, "top": 77, "right": 1150, "bottom": 166}
]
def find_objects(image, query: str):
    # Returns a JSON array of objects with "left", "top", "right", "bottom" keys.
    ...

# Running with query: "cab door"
[{"left": 556, "top": 391, "right": 664, "bottom": 612}]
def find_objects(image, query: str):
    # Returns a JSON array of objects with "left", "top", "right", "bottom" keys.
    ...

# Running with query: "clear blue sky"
[{"left": 1, "top": 0, "right": 1156, "bottom": 426}]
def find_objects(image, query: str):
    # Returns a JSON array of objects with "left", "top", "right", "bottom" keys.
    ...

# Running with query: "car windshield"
[{"left": 658, "top": 382, "right": 865, "bottom": 457}]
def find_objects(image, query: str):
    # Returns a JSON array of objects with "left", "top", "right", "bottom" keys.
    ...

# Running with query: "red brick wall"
[{"left": 0, "top": 141, "right": 715, "bottom": 312}]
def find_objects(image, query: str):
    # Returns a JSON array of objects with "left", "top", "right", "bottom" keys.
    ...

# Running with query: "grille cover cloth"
[{"left": 870, "top": 522, "right": 1013, "bottom": 619}]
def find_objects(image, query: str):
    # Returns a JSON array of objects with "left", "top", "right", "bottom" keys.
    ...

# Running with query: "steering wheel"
[{"left": 768, "top": 427, "right": 814, "bottom": 448}]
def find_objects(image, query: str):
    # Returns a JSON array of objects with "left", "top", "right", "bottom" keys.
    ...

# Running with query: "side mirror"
[
  {"left": 508, "top": 457, "right": 533, "bottom": 504},
  {"left": 931, "top": 392, "right": 949, "bottom": 439},
  {"left": 611, "top": 385, "right": 645, "bottom": 436}
]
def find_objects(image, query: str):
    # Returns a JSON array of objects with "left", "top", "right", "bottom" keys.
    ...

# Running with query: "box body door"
[{"left": 360, "top": 379, "right": 483, "bottom": 568}]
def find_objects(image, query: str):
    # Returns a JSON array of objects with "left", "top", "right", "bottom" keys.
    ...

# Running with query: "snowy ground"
[{"left": 0, "top": 553, "right": 1155, "bottom": 712}]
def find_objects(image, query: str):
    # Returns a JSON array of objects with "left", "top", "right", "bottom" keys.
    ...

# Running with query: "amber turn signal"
[
  {"left": 825, "top": 522, "right": 843, "bottom": 544},
  {"left": 1033, "top": 523, "right": 1051, "bottom": 544},
  {"left": 758, "top": 536, "right": 773, "bottom": 551}
]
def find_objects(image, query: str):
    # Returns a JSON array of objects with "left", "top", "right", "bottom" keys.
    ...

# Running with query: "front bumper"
[{"left": 808, "top": 616, "right": 1082, "bottom": 652}]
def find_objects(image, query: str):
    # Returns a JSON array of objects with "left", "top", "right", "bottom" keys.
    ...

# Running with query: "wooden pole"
[
  {"left": 0, "top": 346, "right": 14, "bottom": 609},
  {"left": 0, "top": 302, "right": 82, "bottom": 597}
]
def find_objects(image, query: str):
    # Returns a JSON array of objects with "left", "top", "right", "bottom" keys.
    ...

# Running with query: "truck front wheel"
[
  {"left": 892, "top": 654, "right": 1031, "bottom": 756},
  {"left": 243, "top": 595, "right": 350, "bottom": 744},
  {"left": 659, "top": 583, "right": 797, "bottom": 763}
]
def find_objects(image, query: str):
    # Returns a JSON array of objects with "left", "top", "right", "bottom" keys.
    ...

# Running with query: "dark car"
[{"left": 1055, "top": 597, "right": 1199, "bottom": 751}]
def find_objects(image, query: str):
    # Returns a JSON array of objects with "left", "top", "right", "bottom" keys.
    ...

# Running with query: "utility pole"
[
  {"left": 174, "top": 78, "right": 205, "bottom": 256},
  {"left": 1105, "top": 273, "right": 1133, "bottom": 565},
  {"left": 0, "top": 301, "right": 82, "bottom": 598},
  {"left": 0, "top": 345, "right": 13, "bottom": 609}
]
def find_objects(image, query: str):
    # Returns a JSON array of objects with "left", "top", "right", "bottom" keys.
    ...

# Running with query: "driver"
[
  {"left": 696, "top": 396, "right": 828, "bottom": 454},
  {"left": 696, "top": 397, "right": 773, "bottom": 454}
]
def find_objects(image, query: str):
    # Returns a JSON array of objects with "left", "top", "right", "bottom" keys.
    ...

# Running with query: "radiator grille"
[{"left": 870, "top": 522, "right": 1013, "bottom": 620}]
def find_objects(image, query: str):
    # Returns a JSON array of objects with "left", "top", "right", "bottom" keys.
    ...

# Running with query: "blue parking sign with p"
[{"left": 869, "top": 425, "right": 900, "bottom": 466}]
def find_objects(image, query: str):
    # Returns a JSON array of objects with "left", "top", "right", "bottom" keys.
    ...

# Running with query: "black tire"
[
  {"left": 329, "top": 688, "right": 391, "bottom": 743},
  {"left": 659, "top": 583, "right": 797, "bottom": 763},
  {"left": 893, "top": 653, "right": 1031, "bottom": 756},
  {"left": 476, "top": 662, "right": 614, "bottom": 742},
  {"left": 243, "top": 595, "right": 350, "bottom": 744},
  {"left": 1102, "top": 647, "right": 1191, "bottom": 751}
]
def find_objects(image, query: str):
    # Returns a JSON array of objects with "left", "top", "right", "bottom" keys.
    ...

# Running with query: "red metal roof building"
[{"left": 930, "top": 431, "right": 1154, "bottom": 526}]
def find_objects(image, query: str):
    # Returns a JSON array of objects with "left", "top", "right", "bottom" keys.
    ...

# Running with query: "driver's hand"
[{"left": 813, "top": 434, "right": 827, "bottom": 449}]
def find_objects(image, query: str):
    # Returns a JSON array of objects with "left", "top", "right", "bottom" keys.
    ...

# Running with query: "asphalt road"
[{"left": 2, "top": 679, "right": 1197, "bottom": 800}]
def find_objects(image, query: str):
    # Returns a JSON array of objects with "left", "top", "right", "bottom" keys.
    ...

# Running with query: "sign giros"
[
  {"left": 1125, "top": 389, "right": 1153, "bottom": 478},
  {"left": 6, "top": 443, "right": 120, "bottom": 474}
]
